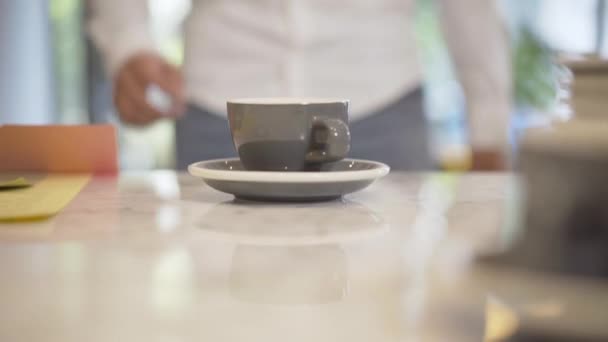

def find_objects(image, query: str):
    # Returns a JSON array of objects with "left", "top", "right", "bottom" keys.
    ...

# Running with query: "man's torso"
[{"left": 182, "top": 0, "right": 423, "bottom": 118}]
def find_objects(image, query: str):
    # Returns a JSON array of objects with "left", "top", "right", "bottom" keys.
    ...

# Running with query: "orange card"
[{"left": 0, "top": 124, "right": 118, "bottom": 173}]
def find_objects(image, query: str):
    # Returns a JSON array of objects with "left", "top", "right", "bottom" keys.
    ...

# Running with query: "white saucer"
[{"left": 188, "top": 158, "right": 390, "bottom": 202}]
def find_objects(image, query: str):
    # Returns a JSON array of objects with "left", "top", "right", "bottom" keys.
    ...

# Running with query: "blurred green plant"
[
  {"left": 415, "top": 0, "right": 561, "bottom": 112},
  {"left": 512, "top": 27, "right": 561, "bottom": 110}
]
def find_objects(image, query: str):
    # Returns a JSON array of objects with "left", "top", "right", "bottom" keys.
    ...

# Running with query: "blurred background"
[{"left": 0, "top": 0, "right": 605, "bottom": 170}]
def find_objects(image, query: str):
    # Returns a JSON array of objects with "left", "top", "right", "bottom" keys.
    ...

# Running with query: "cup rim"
[{"left": 227, "top": 97, "right": 349, "bottom": 105}]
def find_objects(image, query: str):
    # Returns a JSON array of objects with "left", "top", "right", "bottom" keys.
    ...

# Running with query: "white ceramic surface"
[
  {"left": 0, "top": 172, "right": 607, "bottom": 341},
  {"left": 188, "top": 158, "right": 390, "bottom": 183},
  {"left": 188, "top": 158, "right": 390, "bottom": 201}
]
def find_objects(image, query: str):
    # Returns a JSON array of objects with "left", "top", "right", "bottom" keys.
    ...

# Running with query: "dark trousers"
[{"left": 176, "top": 89, "right": 432, "bottom": 170}]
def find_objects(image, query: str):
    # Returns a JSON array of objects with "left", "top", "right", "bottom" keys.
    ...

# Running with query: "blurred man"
[{"left": 89, "top": 0, "right": 511, "bottom": 170}]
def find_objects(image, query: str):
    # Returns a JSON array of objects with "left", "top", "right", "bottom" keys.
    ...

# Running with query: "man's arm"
[
  {"left": 87, "top": 0, "right": 155, "bottom": 76},
  {"left": 87, "top": 0, "right": 184, "bottom": 125},
  {"left": 437, "top": 0, "right": 512, "bottom": 170}
]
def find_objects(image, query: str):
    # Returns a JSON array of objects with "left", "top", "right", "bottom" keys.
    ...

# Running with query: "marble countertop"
[{"left": 1, "top": 172, "right": 607, "bottom": 341}]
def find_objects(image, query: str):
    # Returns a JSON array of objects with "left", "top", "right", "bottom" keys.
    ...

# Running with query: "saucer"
[{"left": 188, "top": 158, "right": 390, "bottom": 202}]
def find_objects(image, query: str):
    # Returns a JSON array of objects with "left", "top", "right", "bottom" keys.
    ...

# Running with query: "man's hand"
[{"left": 114, "top": 52, "right": 186, "bottom": 125}]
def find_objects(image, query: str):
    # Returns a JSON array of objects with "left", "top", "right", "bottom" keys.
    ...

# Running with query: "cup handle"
[{"left": 305, "top": 117, "right": 351, "bottom": 163}]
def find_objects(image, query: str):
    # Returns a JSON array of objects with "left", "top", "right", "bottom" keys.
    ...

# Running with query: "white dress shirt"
[{"left": 89, "top": 0, "right": 511, "bottom": 150}]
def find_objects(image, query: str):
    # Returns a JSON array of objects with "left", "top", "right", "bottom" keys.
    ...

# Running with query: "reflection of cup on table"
[
  {"left": 185, "top": 200, "right": 429, "bottom": 340},
  {"left": 193, "top": 200, "right": 386, "bottom": 305},
  {"left": 194, "top": 199, "right": 387, "bottom": 246},
  {"left": 230, "top": 244, "right": 348, "bottom": 305}
]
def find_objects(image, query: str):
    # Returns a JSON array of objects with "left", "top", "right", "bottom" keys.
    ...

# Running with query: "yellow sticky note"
[
  {"left": 0, "top": 177, "right": 31, "bottom": 189},
  {"left": 0, "top": 174, "right": 90, "bottom": 222}
]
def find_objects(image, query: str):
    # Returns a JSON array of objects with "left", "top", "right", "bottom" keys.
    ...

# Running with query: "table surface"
[{"left": 1, "top": 172, "right": 607, "bottom": 341}]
